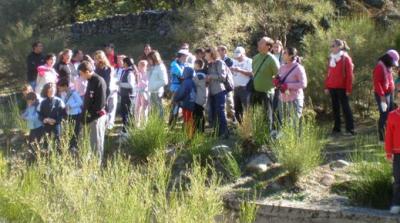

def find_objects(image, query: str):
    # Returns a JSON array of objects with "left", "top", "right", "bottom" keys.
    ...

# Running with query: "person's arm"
[
  {"left": 208, "top": 61, "right": 226, "bottom": 81},
  {"left": 345, "top": 56, "right": 354, "bottom": 95},
  {"left": 119, "top": 71, "right": 135, "bottom": 89},
  {"left": 373, "top": 64, "right": 385, "bottom": 97},
  {"left": 385, "top": 113, "right": 394, "bottom": 160},
  {"left": 286, "top": 66, "right": 307, "bottom": 89},
  {"left": 55, "top": 99, "right": 65, "bottom": 124},
  {"left": 69, "top": 92, "right": 83, "bottom": 110},
  {"left": 173, "top": 82, "right": 187, "bottom": 102}
]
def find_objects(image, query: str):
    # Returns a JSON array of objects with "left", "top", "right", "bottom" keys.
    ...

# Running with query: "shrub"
[
  {"left": 239, "top": 200, "right": 258, "bottom": 223},
  {"left": 272, "top": 118, "right": 325, "bottom": 183},
  {"left": 220, "top": 152, "right": 242, "bottom": 181},
  {"left": 124, "top": 113, "right": 168, "bottom": 159},
  {"left": 187, "top": 133, "right": 216, "bottom": 160},
  {"left": 237, "top": 106, "right": 270, "bottom": 149}
]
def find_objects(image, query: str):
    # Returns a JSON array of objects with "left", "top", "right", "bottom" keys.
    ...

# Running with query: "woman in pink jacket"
[
  {"left": 36, "top": 53, "right": 58, "bottom": 96},
  {"left": 273, "top": 47, "right": 307, "bottom": 126}
]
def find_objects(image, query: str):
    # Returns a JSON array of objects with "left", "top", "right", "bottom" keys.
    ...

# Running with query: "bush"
[
  {"left": 239, "top": 200, "right": 258, "bottom": 223},
  {"left": 272, "top": 118, "right": 326, "bottom": 183},
  {"left": 187, "top": 133, "right": 216, "bottom": 160},
  {"left": 125, "top": 113, "right": 168, "bottom": 159},
  {"left": 220, "top": 153, "right": 242, "bottom": 181},
  {"left": 237, "top": 106, "right": 270, "bottom": 149},
  {"left": 302, "top": 17, "right": 398, "bottom": 113}
]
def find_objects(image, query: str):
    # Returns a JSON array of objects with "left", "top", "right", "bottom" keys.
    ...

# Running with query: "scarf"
[{"left": 329, "top": 51, "right": 345, "bottom": 68}]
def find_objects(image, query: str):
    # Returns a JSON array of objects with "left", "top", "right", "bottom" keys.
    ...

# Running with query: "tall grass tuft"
[
  {"left": 237, "top": 106, "right": 270, "bottom": 149},
  {"left": 220, "top": 152, "right": 242, "bottom": 181},
  {"left": 124, "top": 112, "right": 168, "bottom": 159},
  {"left": 272, "top": 118, "right": 325, "bottom": 183},
  {"left": 239, "top": 200, "right": 258, "bottom": 223}
]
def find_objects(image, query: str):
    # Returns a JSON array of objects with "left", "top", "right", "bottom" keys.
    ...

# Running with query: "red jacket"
[
  {"left": 373, "top": 62, "right": 394, "bottom": 96},
  {"left": 385, "top": 108, "right": 400, "bottom": 157},
  {"left": 325, "top": 55, "right": 354, "bottom": 93}
]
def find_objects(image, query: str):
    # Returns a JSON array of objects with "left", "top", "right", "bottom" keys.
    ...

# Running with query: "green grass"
[
  {"left": 272, "top": 118, "right": 326, "bottom": 183},
  {"left": 238, "top": 199, "right": 258, "bottom": 223},
  {"left": 237, "top": 106, "right": 270, "bottom": 150}
]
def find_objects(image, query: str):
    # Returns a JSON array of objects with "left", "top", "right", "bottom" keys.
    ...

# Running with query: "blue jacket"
[
  {"left": 22, "top": 102, "right": 43, "bottom": 130},
  {"left": 64, "top": 90, "right": 83, "bottom": 116},
  {"left": 169, "top": 60, "right": 185, "bottom": 92},
  {"left": 174, "top": 67, "right": 196, "bottom": 111}
]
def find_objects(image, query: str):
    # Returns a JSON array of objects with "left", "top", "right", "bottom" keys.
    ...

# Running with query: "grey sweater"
[{"left": 207, "top": 59, "right": 227, "bottom": 96}]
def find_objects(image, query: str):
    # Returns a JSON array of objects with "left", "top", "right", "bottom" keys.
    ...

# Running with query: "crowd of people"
[{"left": 20, "top": 36, "right": 400, "bottom": 214}]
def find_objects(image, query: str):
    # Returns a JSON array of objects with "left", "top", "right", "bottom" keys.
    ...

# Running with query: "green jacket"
[{"left": 252, "top": 52, "right": 279, "bottom": 93}]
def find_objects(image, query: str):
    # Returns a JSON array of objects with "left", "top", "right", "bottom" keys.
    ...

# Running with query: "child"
[
  {"left": 135, "top": 60, "right": 149, "bottom": 127},
  {"left": 193, "top": 59, "right": 208, "bottom": 132},
  {"left": 118, "top": 57, "right": 136, "bottom": 135},
  {"left": 36, "top": 53, "right": 58, "bottom": 96},
  {"left": 385, "top": 90, "right": 400, "bottom": 214},
  {"left": 173, "top": 67, "right": 196, "bottom": 138},
  {"left": 37, "top": 82, "right": 65, "bottom": 151},
  {"left": 21, "top": 92, "right": 43, "bottom": 161},
  {"left": 57, "top": 78, "right": 83, "bottom": 151}
]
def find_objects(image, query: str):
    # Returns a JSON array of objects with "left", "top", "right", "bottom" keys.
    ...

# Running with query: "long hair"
[
  {"left": 147, "top": 50, "right": 163, "bottom": 65},
  {"left": 41, "top": 82, "right": 55, "bottom": 98},
  {"left": 94, "top": 50, "right": 111, "bottom": 69},
  {"left": 205, "top": 47, "right": 221, "bottom": 61},
  {"left": 333, "top": 39, "right": 350, "bottom": 52}
]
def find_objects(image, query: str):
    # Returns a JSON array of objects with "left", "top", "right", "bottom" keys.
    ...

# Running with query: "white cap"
[
  {"left": 178, "top": 49, "right": 190, "bottom": 56},
  {"left": 234, "top": 47, "right": 245, "bottom": 58}
]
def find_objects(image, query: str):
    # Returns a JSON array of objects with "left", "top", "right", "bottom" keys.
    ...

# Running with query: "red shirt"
[
  {"left": 324, "top": 55, "right": 354, "bottom": 93},
  {"left": 385, "top": 108, "right": 400, "bottom": 156},
  {"left": 107, "top": 52, "right": 116, "bottom": 68},
  {"left": 373, "top": 62, "right": 394, "bottom": 96}
]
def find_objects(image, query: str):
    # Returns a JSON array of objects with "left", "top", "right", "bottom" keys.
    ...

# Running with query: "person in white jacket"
[{"left": 147, "top": 51, "right": 168, "bottom": 118}]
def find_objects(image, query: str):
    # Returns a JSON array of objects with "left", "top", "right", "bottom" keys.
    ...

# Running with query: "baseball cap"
[
  {"left": 234, "top": 47, "right": 245, "bottom": 58},
  {"left": 177, "top": 49, "right": 190, "bottom": 56},
  {"left": 387, "top": 49, "right": 399, "bottom": 67}
]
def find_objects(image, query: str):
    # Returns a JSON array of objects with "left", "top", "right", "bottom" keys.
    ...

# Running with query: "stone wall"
[{"left": 70, "top": 10, "right": 173, "bottom": 40}]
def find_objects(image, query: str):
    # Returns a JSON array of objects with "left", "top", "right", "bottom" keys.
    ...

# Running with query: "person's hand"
[
  {"left": 346, "top": 92, "right": 351, "bottom": 96},
  {"left": 324, "top": 89, "right": 329, "bottom": 95},
  {"left": 230, "top": 67, "right": 238, "bottom": 72},
  {"left": 280, "top": 83, "right": 288, "bottom": 93},
  {"left": 43, "top": 118, "right": 49, "bottom": 124},
  {"left": 386, "top": 153, "right": 393, "bottom": 162},
  {"left": 380, "top": 96, "right": 387, "bottom": 103},
  {"left": 48, "top": 118, "right": 56, "bottom": 125},
  {"left": 272, "top": 77, "right": 280, "bottom": 87}
]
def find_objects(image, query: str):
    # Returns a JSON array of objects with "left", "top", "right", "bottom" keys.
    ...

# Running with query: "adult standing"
[
  {"left": 206, "top": 47, "right": 229, "bottom": 138},
  {"left": 373, "top": 49, "right": 399, "bottom": 141},
  {"left": 218, "top": 45, "right": 235, "bottom": 122},
  {"left": 27, "top": 41, "right": 45, "bottom": 89},
  {"left": 251, "top": 36, "right": 280, "bottom": 131},
  {"left": 272, "top": 40, "right": 284, "bottom": 66},
  {"left": 55, "top": 49, "right": 77, "bottom": 82},
  {"left": 274, "top": 47, "right": 307, "bottom": 124},
  {"left": 231, "top": 46, "right": 253, "bottom": 123},
  {"left": 36, "top": 53, "right": 58, "bottom": 96},
  {"left": 139, "top": 44, "right": 152, "bottom": 61},
  {"left": 71, "top": 49, "right": 84, "bottom": 70},
  {"left": 180, "top": 43, "right": 196, "bottom": 68},
  {"left": 324, "top": 39, "right": 355, "bottom": 136},
  {"left": 147, "top": 51, "right": 169, "bottom": 118},
  {"left": 104, "top": 43, "right": 117, "bottom": 68},
  {"left": 79, "top": 61, "right": 107, "bottom": 164}
]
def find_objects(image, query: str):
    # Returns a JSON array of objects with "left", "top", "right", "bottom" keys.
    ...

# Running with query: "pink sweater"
[{"left": 278, "top": 62, "right": 307, "bottom": 102}]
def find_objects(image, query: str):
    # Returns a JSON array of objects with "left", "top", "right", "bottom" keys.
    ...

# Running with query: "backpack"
[{"left": 222, "top": 62, "right": 234, "bottom": 92}]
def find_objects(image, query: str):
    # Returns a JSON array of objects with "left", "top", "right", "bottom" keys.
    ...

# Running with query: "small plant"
[
  {"left": 187, "top": 133, "right": 216, "bottom": 160},
  {"left": 124, "top": 112, "right": 168, "bottom": 159},
  {"left": 237, "top": 106, "right": 270, "bottom": 150},
  {"left": 239, "top": 200, "right": 258, "bottom": 223},
  {"left": 220, "top": 152, "right": 241, "bottom": 181},
  {"left": 272, "top": 118, "right": 325, "bottom": 183}
]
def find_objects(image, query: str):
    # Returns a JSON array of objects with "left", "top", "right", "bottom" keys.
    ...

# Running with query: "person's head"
[
  {"left": 205, "top": 47, "right": 220, "bottom": 63},
  {"left": 82, "top": 54, "right": 95, "bottom": 65},
  {"left": 217, "top": 45, "right": 228, "bottom": 58},
  {"left": 32, "top": 41, "right": 43, "bottom": 54},
  {"left": 272, "top": 40, "right": 283, "bottom": 54},
  {"left": 117, "top": 55, "right": 127, "bottom": 68},
  {"left": 143, "top": 44, "right": 152, "bottom": 56},
  {"left": 194, "top": 59, "right": 204, "bottom": 71},
  {"left": 177, "top": 49, "right": 189, "bottom": 64},
  {"left": 138, "top": 60, "right": 148, "bottom": 72},
  {"left": 195, "top": 48, "right": 205, "bottom": 60},
  {"left": 257, "top": 37, "right": 274, "bottom": 54},
  {"left": 94, "top": 50, "right": 111, "bottom": 68},
  {"left": 41, "top": 82, "right": 56, "bottom": 98},
  {"left": 72, "top": 49, "right": 84, "bottom": 62},
  {"left": 78, "top": 61, "right": 95, "bottom": 80},
  {"left": 22, "top": 84, "right": 33, "bottom": 98},
  {"left": 45, "top": 53, "right": 56, "bottom": 67},
  {"left": 57, "top": 77, "right": 70, "bottom": 93},
  {"left": 380, "top": 49, "right": 400, "bottom": 68},
  {"left": 233, "top": 46, "right": 246, "bottom": 61},
  {"left": 181, "top": 43, "right": 190, "bottom": 50},
  {"left": 25, "top": 92, "right": 38, "bottom": 106},
  {"left": 60, "top": 49, "right": 73, "bottom": 63},
  {"left": 123, "top": 57, "right": 134, "bottom": 68},
  {"left": 147, "top": 50, "right": 163, "bottom": 66},
  {"left": 330, "top": 39, "right": 350, "bottom": 54},
  {"left": 104, "top": 43, "right": 115, "bottom": 55},
  {"left": 283, "top": 47, "right": 299, "bottom": 64}
]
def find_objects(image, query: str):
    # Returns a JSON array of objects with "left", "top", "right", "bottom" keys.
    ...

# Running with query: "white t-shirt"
[{"left": 232, "top": 57, "right": 253, "bottom": 87}]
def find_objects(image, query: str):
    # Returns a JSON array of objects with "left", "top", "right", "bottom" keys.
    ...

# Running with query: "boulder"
[
  {"left": 330, "top": 160, "right": 350, "bottom": 170},
  {"left": 320, "top": 174, "right": 335, "bottom": 186},
  {"left": 246, "top": 154, "right": 273, "bottom": 173}
]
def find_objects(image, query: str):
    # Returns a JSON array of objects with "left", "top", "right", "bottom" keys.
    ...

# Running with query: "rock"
[
  {"left": 211, "top": 144, "right": 232, "bottom": 157},
  {"left": 246, "top": 154, "right": 273, "bottom": 173},
  {"left": 0, "top": 129, "right": 4, "bottom": 136},
  {"left": 320, "top": 174, "right": 335, "bottom": 186},
  {"left": 330, "top": 160, "right": 350, "bottom": 170},
  {"left": 363, "top": 0, "right": 385, "bottom": 8}
]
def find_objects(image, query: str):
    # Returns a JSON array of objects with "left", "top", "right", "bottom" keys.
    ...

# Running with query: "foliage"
[
  {"left": 220, "top": 152, "right": 242, "bottom": 181},
  {"left": 237, "top": 106, "right": 270, "bottom": 148},
  {"left": 272, "top": 118, "right": 325, "bottom": 183},
  {"left": 187, "top": 133, "right": 216, "bottom": 160},
  {"left": 239, "top": 200, "right": 258, "bottom": 223},
  {"left": 302, "top": 17, "right": 398, "bottom": 112}
]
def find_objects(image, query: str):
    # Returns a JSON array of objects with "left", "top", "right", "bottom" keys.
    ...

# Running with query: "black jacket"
[
  {"left": 55, "top": 62, "right": 76, "bottom": 81},
  {"left": 83, "top": 73, "right": 107, "bottom": 123},
  {"left": 95, "top": 66, "right": 112, "bottom": 98},
  {"left": 37, "top": 97, "right": 65, "bottom": 126},
  {"left": 26, "top": 52, "right": 45, "bottom": 82}
]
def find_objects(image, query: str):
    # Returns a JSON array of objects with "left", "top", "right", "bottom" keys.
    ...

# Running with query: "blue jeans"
[
  {"left": 209, "top": 91, "right": 228, "bottom": 136},
  {"left": 375, "top": 92, "right": 394, "bottom": 141}
]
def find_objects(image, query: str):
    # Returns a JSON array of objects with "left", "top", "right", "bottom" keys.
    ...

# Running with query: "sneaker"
[{"left": 390, "top": 206, "right": 400, "bottom": 214}]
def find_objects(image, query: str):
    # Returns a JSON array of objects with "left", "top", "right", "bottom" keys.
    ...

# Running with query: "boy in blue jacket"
[{"left": 174, "top": 67, "right": 196, "bottom": 138}]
